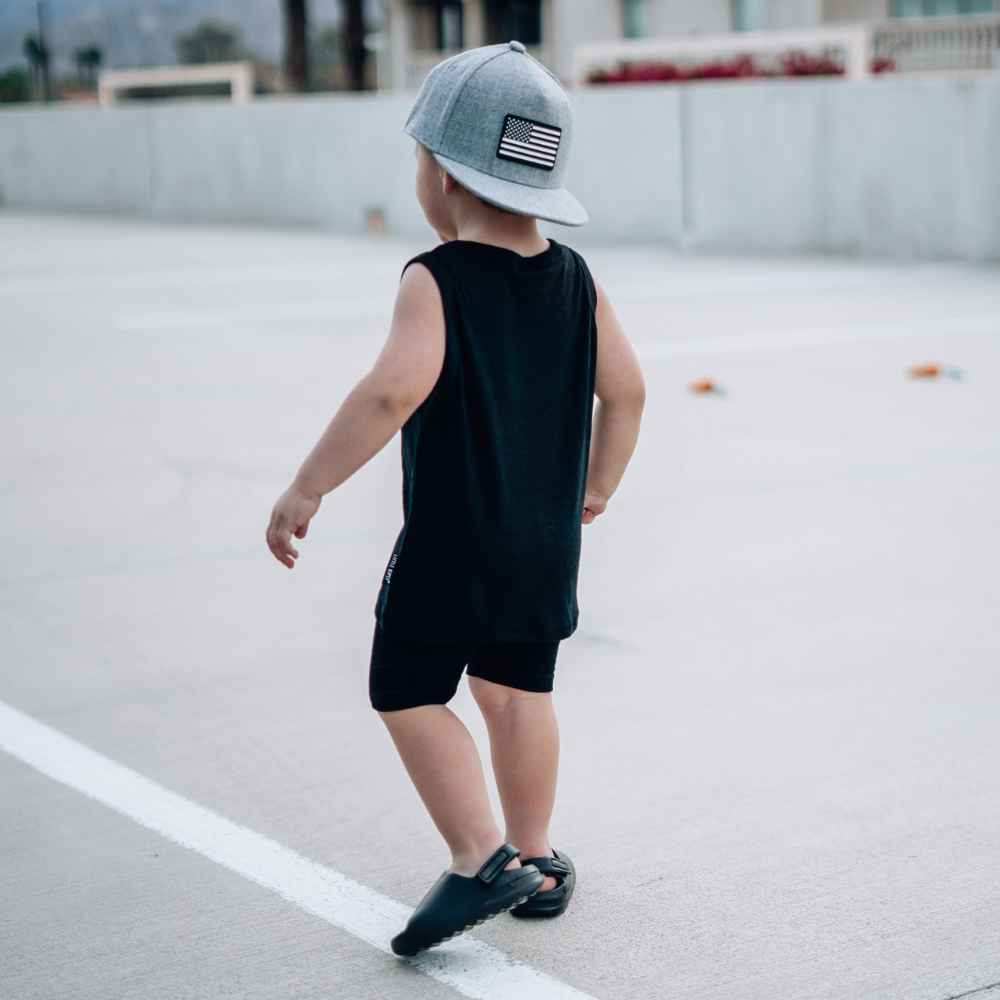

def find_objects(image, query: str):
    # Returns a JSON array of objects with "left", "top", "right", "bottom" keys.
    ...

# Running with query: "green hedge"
[{"left": 0, "top": 67, "right": 30, "bottom": 103}]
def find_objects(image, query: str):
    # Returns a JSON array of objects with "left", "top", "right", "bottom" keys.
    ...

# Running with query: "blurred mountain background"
[{"left": 0, "top": 0, "right": 375, "bottom": 82}]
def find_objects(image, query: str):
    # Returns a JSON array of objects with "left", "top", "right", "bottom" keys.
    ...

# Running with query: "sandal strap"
[
  {"left": 476, "top": 843, "right": 521, "bottom": 885},
  {"left": 521, "top": 855, "right": 571, "bottom": 880}
]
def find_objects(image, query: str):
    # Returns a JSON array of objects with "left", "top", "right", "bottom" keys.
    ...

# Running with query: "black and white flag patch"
[{"left": 496, "top": 115, "right": 561, "bottom": 171}]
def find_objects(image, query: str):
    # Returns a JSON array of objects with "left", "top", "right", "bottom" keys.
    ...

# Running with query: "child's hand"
[
  {"left": 266, "top": 485, "right": 322, "bottom": 568},
  {"left": 582, "top": 494, "right": 608, "bottom": 524}
]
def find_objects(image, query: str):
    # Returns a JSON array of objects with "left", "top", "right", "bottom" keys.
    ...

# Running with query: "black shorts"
[{"left": 369, "top": 624, "right": 560, "bottom": 712}]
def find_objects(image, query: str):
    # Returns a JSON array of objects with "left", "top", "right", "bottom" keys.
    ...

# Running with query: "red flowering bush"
[
  {"left": 778, "top": 50, "right": 843, "bottom": 76},
  {"left": 588, "top": 50, "right": 848, "bottom": 84}
]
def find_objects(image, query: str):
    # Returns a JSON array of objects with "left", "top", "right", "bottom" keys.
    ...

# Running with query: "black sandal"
[
  {"left": 391, "top": 844, "right": 544, "bottom": 956},
  {"left": 509, "top": 850, "right": 575, "bottom": 918}
]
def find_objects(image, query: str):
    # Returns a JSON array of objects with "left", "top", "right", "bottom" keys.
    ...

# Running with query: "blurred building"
[{"left": 380, "top": 0, "right": 997, "bottom": 86}]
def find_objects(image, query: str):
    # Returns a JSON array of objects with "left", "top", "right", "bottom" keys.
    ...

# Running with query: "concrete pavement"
[{"left": 1, "top": 212, "right": 998, "bottom": 1000}]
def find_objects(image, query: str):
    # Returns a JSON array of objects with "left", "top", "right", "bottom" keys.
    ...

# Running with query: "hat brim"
[{"left": 433, "top": 152, "right": 588, "bottom": 228}]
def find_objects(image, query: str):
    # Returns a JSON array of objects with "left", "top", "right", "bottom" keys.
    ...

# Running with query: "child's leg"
[
  {"left": 467, "top": 678, "right": 560, "bottom": 892},
  {"left": 378, "top": 703, "right": 520, "bottom": 877}
]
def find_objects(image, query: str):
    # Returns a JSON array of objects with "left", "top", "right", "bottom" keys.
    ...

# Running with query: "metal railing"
[
  {"left": 871, "top": 14, "right": 1000, "bottom": 73},
  {"left": 572, "top": 14, "right": 1000, "bottom": 85}
]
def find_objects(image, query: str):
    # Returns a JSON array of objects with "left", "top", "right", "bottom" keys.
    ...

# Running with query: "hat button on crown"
[{"left": 508, "top": 40, "right": 526, "bottom": 53}]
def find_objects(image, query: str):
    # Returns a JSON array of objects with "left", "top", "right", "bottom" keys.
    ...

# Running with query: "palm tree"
[
  {"left": 23, "top": 34, "right": 50, "bottom": 101},
  {"left": 74, "top": 45, "right": 102, "bottom": 88},
  {"left": 174, "top": 21, "right": 244, "bottom": 64}
]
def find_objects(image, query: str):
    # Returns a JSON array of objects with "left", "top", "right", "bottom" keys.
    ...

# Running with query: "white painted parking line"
[
  {"left": 634, "top": 313, "right": 1000, "bottom": 360},
  {"left": 0, "top": 699, "right": 597, "bottom": 1000},
  {"left": 605, "top": 262, "right": 967, "bottom": 302},
  {"left": 116, "top": 298, "right": 395, "bottom": 330},
  {"left": 0, "top": 260, "right": 394, "bottom": 296}
]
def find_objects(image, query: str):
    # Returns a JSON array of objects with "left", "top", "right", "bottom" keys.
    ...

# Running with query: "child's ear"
[{"left": 442, "top": 170, "right": 458, "bottom": 195}]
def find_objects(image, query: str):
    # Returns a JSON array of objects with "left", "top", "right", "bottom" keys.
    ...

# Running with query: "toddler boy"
[{"left": 266, "top": 41, "right": 644, "bottom": 955}]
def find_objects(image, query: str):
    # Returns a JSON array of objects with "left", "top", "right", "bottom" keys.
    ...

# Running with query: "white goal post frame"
[{"left": 98, "top": 61, "right": 254, "bottom": 108}]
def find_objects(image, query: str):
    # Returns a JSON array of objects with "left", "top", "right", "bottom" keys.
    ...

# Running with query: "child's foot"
[
  {"left": 508, "top": 850, "right": 575, "bottom": 918},
  {"left": 391, "top": 844, "right": 544, "bottom": 956}
]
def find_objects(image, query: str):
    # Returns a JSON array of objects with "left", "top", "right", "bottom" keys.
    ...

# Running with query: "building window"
[
  {"left": 733, "top": 0, "right": 766, "bottom": 30},
  {"left": 441, "top": 1, "right": 463, "bottom": 49},
  {"left": 485, "top": 0, "right": 542, "bottom": 46},
  {"left": 623, "top": 0, "right": 648, "bottom": 38},
  {"left": 891, "top": 0, "right": 993, "bottom": 14},
  {"left": 409, "top": 0, "right": 464, "bottom": 51}
]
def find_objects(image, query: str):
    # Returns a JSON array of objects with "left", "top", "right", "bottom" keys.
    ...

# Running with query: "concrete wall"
[
  {"left": 678, "top": 77, "right": 1000, "bottom": 259},
  {"left": 0, "top": 94, "right": 427, "bottom": 234},
  {"left": 563, "top": 85, "right": 684, "bottom": 245},
  {"left": 0, "top": 76, "right": 998, "bottom": 259}
]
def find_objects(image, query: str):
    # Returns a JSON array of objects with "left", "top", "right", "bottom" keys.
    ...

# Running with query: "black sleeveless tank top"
[{"left": 375, "top": 239, "right": 597, "bottom": 643}]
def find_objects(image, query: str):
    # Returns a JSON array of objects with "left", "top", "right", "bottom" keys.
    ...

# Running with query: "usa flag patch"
[{"left": 496, "top": 115, "right": 561, "bottom": 171}]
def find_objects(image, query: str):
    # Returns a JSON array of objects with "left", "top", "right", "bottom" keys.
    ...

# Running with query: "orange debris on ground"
[
  {"left": 691, "top": 379, "right": 717, "bottom": 393},
  {"left": 690, "top": 378, "right": 729, "bottom": 397},
  {"left": 908, "top": 363, "right": 964, "bottom": 380}
]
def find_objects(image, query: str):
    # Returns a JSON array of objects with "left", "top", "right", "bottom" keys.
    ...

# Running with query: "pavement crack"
[{"left": 941, "top": 982, "right": 1000, "bottom": 1000}]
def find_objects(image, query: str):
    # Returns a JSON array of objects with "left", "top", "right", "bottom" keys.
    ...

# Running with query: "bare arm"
[
  {"left": 266, "top": 263, "right": 445, "bottom": 567},
  {"left": 584, "top": 278, "right": 645, "bottom": 524}
]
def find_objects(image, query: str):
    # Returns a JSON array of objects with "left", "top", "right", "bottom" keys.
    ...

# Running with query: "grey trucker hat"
[{"left": 405, "top": 41, "right": 587, "bottom": 227}]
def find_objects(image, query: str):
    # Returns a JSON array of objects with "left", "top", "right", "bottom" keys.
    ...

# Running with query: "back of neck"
[{"left": 454, "top": 214, "right": 549, "bottom": 258}]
